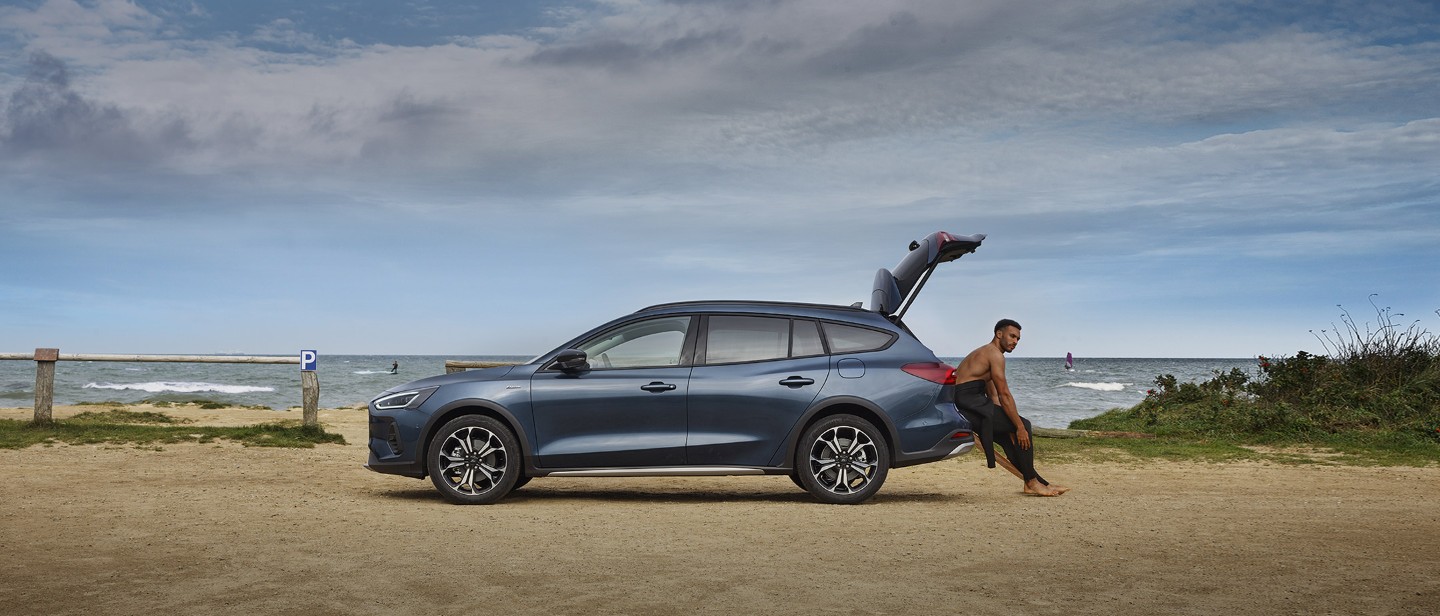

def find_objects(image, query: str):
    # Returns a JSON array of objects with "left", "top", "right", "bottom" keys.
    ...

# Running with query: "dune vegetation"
[
  {"left": 0, "top": 407, "right": 344, "bottom": 449},
  {"left": 1073, "top": 298, "right": 1440, "bottom": 464}
]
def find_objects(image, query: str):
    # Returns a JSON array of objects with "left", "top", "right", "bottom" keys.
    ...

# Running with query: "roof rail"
[{"left": 636, "top": 299, "right": 867, "bottom": 313}]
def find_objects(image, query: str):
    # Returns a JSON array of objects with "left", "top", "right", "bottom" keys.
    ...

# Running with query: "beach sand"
[{"left": 2, "top": 404, "right": 1437, "bottom": 616}]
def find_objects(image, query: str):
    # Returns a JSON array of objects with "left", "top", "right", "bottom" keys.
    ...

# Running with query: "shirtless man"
[{"left": 953, "top": 319, "right": 1068, "bottom": 496}]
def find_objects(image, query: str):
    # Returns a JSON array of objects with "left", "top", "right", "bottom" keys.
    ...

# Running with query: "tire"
[
  {"left": 427, "top": 415, "right": 521, "bottom": 505},
  {"left": 794, "top": 414, "right": 890, "bottom": 504}
]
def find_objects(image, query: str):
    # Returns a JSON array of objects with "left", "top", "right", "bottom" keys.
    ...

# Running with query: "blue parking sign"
[{"left": 300, "top": 350, "right": 318, "bottom": 371}]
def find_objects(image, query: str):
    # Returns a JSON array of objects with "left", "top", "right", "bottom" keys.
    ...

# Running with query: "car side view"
[{"left": 366, "top": 231, "right": 985, "bottom": 504}]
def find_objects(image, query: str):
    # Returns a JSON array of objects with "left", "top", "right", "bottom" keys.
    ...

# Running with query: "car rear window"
[
  {"left": 791, "top": 320, "right": 825, "bottom": 357},
  {"left": 823, "top": 322, "right": 895, "bottom": 354}
]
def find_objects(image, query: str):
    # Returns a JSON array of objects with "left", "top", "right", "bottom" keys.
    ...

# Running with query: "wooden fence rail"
[
  {"left": 1, "top": 348, "right": 317, "bottom": 426},
  {"left": 444, "top": 360, "right": 523, "bottom": 374}
]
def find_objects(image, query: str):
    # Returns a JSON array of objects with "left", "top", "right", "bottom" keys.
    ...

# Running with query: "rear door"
[{"left": 686, "top": 315, "right": 829, "bottom": 466}]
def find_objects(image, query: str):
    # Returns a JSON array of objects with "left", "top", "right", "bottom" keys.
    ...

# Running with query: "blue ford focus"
[{"left": 367, "top": 231, "right": 983, "bottom": 504}]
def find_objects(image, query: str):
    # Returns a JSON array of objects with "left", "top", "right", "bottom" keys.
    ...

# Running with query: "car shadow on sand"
[{"left": 378, "top": 483, "right": 965, "bottom": 505}]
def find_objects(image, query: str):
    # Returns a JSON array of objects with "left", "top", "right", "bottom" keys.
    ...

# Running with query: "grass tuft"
[
  {"left": 0, "top": 408, "right": 345, "bottom": 449},
  {"left": 70, "top": 409, "right": 192, "bottom": 424}
]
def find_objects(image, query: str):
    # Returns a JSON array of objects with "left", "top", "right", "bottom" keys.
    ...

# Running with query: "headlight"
[{"left": 373, "top": 386, "right": 438, "bottom": 410}]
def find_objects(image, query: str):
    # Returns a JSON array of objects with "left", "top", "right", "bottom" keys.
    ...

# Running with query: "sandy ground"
[{"left": 2, "top": 405, "right": 1438, "bottom": 616}]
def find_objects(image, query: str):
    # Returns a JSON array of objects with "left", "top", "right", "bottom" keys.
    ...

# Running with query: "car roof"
[{"left": 635, "top": 300, "right": 883, "bottom": 322}]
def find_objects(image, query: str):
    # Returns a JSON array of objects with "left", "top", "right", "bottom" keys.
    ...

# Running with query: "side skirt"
[{"left": 540, "top": 466, "right": 774, "bottom": 478}]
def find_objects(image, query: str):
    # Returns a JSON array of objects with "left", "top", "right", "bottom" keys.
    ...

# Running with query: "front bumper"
[
  {"left": 366, "top": 411, "right": 425, "bottom": 478},
  {"left": 365, "top": 454, "right": 425, "bottom": 478}
]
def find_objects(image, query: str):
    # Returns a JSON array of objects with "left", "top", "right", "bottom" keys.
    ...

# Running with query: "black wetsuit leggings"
[
  {"left": 990, "top": 412, "right": 1047, "bottom": 485},
  {"left": 954, "top": 380, "right": 1047, "bottom": 485}
]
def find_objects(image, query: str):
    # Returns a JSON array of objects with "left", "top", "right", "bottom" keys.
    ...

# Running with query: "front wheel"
[
  {"left": 794, "top": 414, "right": 889, "bottom": 504},
  {"left": 427, "top": 415, "right": 520, "bottom": 505}
]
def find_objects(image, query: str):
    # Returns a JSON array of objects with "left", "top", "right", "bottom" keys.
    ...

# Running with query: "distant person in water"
[
  {"left": 953, "top": 319, "right": 1069, "bottom": 497},
  {"left": 390, "top": 361, "right": 398, "bottom": 374}
]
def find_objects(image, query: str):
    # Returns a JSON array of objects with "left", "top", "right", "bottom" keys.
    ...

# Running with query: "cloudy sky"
[{"left": 1, "top": 0, "right": 1437, "bottom": 358}]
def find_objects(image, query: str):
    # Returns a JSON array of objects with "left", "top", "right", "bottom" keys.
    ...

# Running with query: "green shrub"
[{"left": 1074, "top": 298, "right": 1440, "bottom": 450}]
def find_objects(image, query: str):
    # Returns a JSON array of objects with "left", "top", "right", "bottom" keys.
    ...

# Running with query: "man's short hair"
[{"left": 995, "top": 318, "right": 1021, "bottom": 332}]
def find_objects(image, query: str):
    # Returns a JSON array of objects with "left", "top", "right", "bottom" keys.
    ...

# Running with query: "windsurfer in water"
[
  {"left": 953, "top": 319, "right": 1069, "bottom": 496},
  {"left": 390, "top": 360, "right": 398, "bottom": 375}
]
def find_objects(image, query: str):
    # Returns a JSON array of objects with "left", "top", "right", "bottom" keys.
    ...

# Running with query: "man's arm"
[{"left": 989, "top": 351, "right": 1031, "bottom": 450}]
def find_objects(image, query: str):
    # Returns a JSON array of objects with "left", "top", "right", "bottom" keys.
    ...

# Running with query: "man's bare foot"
[{"left": 1023, "top": 479, "right": 1066, "bottom": 496}]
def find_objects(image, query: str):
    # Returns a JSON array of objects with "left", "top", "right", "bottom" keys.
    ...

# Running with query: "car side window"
[
  {"left": 822, "top": 322, "right": 895, "bottom": 354},
  {"left": 578, "top": 316, "right": 691, "bottom": 369},
  {"left": 704, "top": 315, "right": 790, "bottom": 364},
  {"left": 791, "top": 319, "right": 825, "bottom": 357}
]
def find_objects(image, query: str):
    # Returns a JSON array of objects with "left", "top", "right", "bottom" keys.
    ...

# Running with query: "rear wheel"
[
  {"left": 427, "top": 415, "right": 520, "bottom": 505},
  {"left": 794, "top": 414, "right": 889, "bottom": 504}
]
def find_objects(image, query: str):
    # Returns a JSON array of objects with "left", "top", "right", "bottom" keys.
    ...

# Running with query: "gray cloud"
[
  {"left": 1, "top": 50, "right": 195, "bottom": 174},
  {"left": 798, "top": 5, "right": 1047, "bottom": 78},
  {"left": 0, "top": 0, "right": 1436, "bottom": 223},
  {"left": 0, "top": 1, "right": 1435, "bottom": 358},
  {"left": 525, "top": 31, "right": 753, "bottom": 69}
]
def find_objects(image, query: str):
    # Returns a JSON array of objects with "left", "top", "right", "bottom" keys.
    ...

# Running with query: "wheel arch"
[
  {"left": 419, "top": 400, "right": 532, "bottom": 478},
  {"left": 775, "top": 396, "right": 899, "bottom": 468}
]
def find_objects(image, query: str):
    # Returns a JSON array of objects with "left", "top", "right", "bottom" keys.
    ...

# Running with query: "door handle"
[
  {"left": 778, "top": 376, "right": 815, "bottom": 387},
  {"left": 641, "top": 382, "right": 677, "bottom": 392}
]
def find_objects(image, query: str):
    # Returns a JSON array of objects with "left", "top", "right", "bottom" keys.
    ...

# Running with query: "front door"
[{"left": 530, "top": 316, "right": 693, "bottom": 468}]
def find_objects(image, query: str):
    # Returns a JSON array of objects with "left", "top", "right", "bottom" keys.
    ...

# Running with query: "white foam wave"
[
  {"left": 83, "top": 381, "right": 275, "bottom": 394},
  {"left": 352, "top": 370, "right": 394, "bottom": 375},
  {"left": 1065, "top": 382, "right": 1127, "bottom": 392}
]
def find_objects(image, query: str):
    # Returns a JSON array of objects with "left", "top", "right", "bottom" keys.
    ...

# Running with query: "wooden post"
[
  {"left": 33, "top": 348, "right": 58, "bottom": 424},
  {"left": 301, "top": 370, "right": 319, "bottom": 427},
  {"left": 446, "top": 365, "right": 464, "bottom": 374}
]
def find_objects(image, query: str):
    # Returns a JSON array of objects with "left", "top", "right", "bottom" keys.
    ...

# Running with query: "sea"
[{"left": 0, "top": 354, "right": 1258, "bottom": 429}]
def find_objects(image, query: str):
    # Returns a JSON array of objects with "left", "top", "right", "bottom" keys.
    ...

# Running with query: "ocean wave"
[
  {"left": 1064, "top": 382, "right": 1128, "bottom": 392},
  {"left": 352, "top": 370, "right": 395, "bottom": 375},
  {"left": 83, "top": 381, "right": 275, "bottom": 394}
]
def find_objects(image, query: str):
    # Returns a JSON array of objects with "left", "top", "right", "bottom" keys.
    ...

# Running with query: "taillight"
[{"left": 902, "top": 362, "right": 955, "bottom": 384}]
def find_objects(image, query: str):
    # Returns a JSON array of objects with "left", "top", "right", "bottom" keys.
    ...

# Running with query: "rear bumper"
[
  {"left": 893, "top": 432, "right": 975, "bottom": 468},
  {"left": 943, "top": 440, "right": 975, "bottom": 459},
  {"left": 891, "top": 397, "right": 975, "bottom": 468}
]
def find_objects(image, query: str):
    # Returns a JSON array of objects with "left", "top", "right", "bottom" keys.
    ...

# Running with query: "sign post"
[{"left": 300, "top": 350, "right": 319, "bottom": 427}]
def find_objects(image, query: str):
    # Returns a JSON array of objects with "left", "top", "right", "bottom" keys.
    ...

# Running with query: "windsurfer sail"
[{"left": 1064, "top": 352, "right": 1074, "bottom": 371}]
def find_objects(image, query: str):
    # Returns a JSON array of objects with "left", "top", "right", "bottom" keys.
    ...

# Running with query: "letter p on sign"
[{"left": 300, "top": 350, "right": 318, "bottom": 371}]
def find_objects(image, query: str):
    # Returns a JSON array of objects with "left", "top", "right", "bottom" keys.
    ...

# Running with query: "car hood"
[
  {"left": 869, "top": 230, "right": 984, "bottom": 317},
  {"left": 377, "top": 364, "right": 518, "bottom": 396}
]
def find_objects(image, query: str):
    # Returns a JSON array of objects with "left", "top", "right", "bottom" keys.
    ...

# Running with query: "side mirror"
[{"left": 553, "top": 349, "right": 589, "bottom": 372}]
